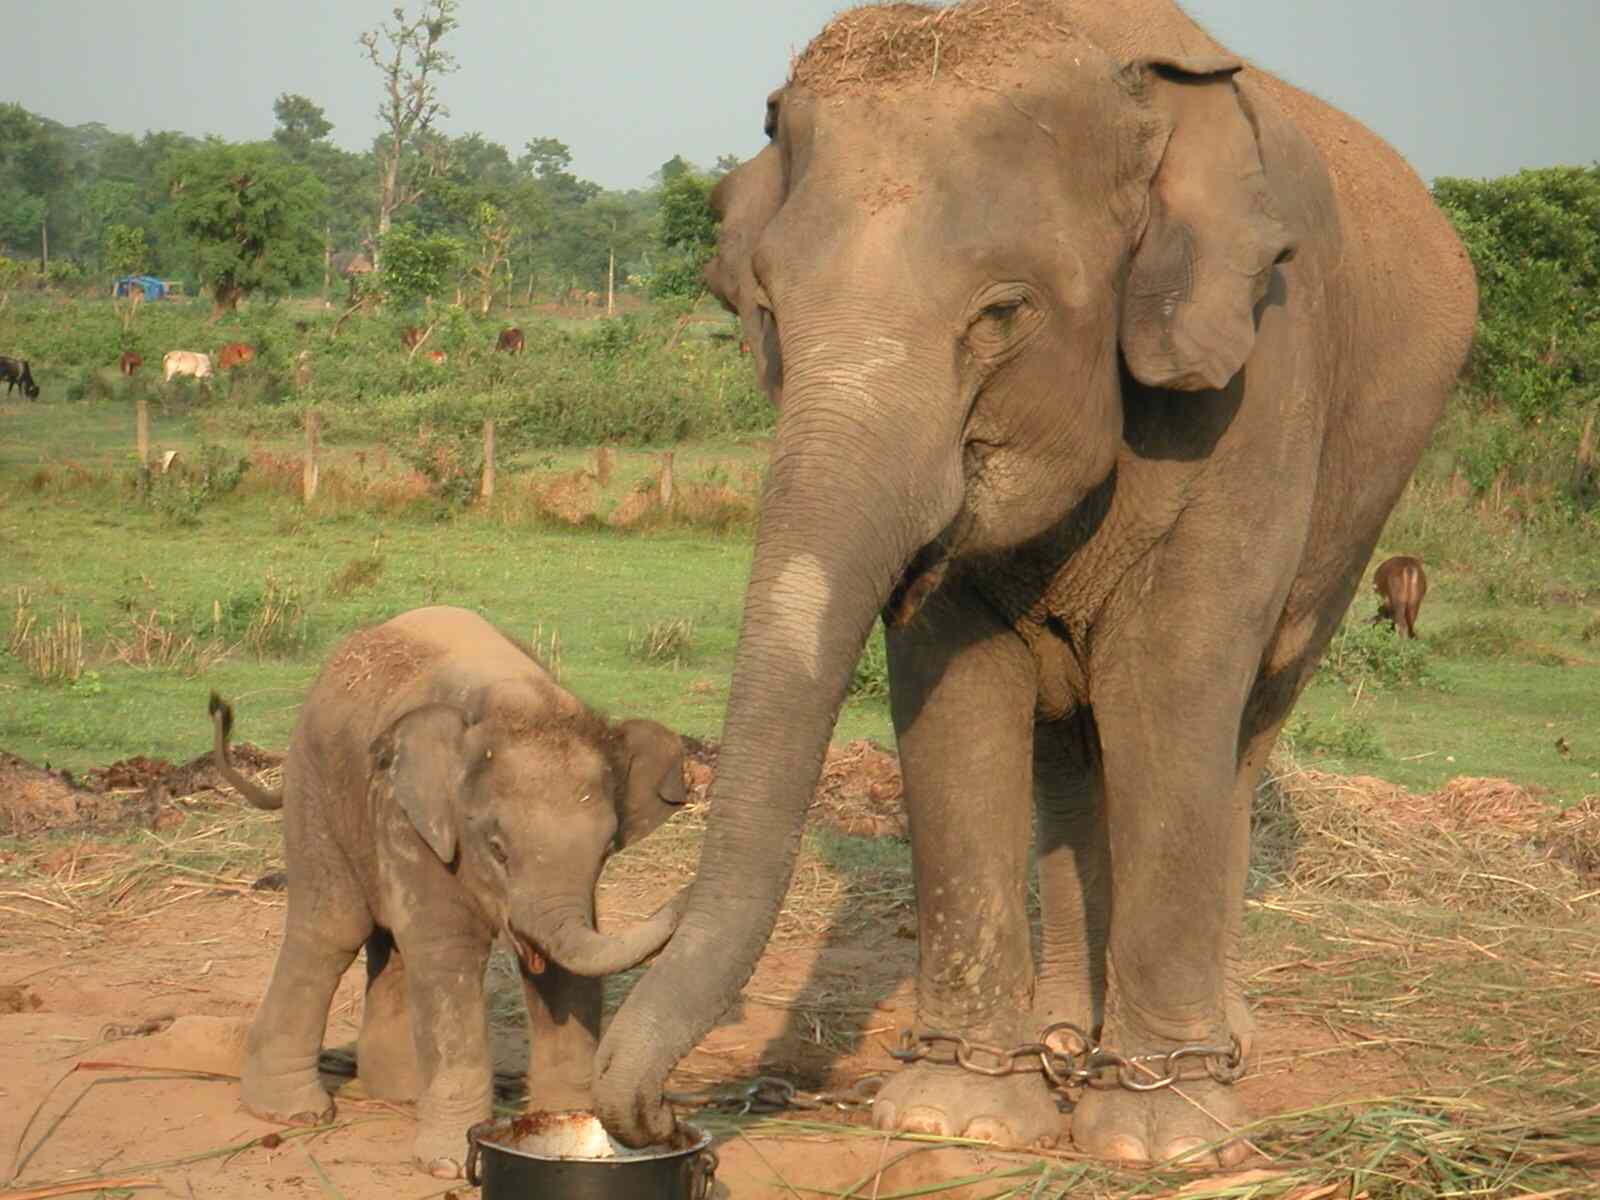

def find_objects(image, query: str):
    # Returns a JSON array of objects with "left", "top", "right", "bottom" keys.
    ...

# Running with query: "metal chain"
[
  {"left": 663, "top": 1022, "right": 1241, "bottom": 1120},
  {"left": 665, "top": 1073, "right": 885, "bottom": 1116},
  {"left": 887, "top": 1022, "right": 1246, "bottom": 1094}
]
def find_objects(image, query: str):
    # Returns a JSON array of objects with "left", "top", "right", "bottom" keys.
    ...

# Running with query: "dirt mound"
[
  {"left": 1, "top": 742, "right": 283, "bottom": 837},
  {"left": 682, "top": 735, "right": 906, "bottom": 839},
  {"left": 791, "top": 0, "right": 1078, "bottom": 95}
]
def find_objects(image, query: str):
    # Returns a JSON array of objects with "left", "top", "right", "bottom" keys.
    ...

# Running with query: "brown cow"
[
  {"left": 426, "top": 349, "right": 447, "bottom": 365},
  {"left": 496, "top": 327, "right": 525, "bottom": 354},
  {"left": 217, "top": 342, "right": 255, "bottom": 371},
  {"left": 1372, "top": 555, "right": 1427, "bottom": 639},
  {"left": 400, "top": 326, "right": 423, "bottom": 350},
  {"left": 119, "top": 351, "right": 143, "bottom": 376}
]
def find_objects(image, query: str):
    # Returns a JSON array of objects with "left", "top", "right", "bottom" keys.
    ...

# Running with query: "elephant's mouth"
[{"left": 510, "top": 930, "right": 548, "bottom": 976}]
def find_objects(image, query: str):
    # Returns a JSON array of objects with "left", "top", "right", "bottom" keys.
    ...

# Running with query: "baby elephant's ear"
[
  {"left": 370, "top": 703, "right": 471, "bottom": 864},
  {"left": 615, "top": 719, "right": 688, "bottom": 848}
]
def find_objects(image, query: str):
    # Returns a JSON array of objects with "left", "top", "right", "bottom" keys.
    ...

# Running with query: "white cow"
[{"left": 162, "top": 350, "right": 213, "bottom": 382}]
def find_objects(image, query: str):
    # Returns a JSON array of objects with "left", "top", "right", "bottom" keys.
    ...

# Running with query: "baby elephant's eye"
[{"left": 488, "top": 837, "right": 509, "bottom": 866}]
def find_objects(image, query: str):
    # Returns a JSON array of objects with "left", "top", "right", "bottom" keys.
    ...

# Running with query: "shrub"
[{"left": 1319, "top": 621, "right": 1433, "bottom": 690}]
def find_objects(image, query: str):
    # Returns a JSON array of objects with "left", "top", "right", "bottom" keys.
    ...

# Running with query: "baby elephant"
[
  {"left": 210, "top": 605, "right": 689, "bottom": 1175},
  {"left": 1372, "top": 555, "right": 1427, "bottom": 639}
]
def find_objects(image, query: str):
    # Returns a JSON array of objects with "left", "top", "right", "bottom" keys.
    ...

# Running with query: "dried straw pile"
[{"left": 790, "top": 0, "right": 1076, "bottom": 95}]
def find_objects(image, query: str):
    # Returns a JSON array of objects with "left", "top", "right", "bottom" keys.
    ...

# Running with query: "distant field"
[{"left": 2, "top": 300, "right": 1597, "bottom": 804}]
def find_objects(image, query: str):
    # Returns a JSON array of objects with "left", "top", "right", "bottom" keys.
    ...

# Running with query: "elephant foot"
[
  {"left": 1070, "top": 1076, "right": 1253, "bottom": 1166},
  {"left": 872, "top": 1062, "right": 1064, "bottom": 1146},
  {"left": 414, "top": 1122, "right": 473, "bottom": 1178},
  {"left": 240, "top": 1074, "right": 335, "bottom": 1128}
]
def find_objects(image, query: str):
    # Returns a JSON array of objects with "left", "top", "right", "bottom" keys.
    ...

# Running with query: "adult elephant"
[{"left": 596, "top": 0, "right": 1476, "bottom": 1166}]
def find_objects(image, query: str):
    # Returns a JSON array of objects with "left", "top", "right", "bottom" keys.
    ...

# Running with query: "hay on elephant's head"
[{"left": 790, "top": 1, "right": 1079, "bottom": 95}]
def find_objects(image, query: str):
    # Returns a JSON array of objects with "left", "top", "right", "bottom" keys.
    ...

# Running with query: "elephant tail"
[{"left": 209, "top": 692, "right": 284, "bottom": 811}]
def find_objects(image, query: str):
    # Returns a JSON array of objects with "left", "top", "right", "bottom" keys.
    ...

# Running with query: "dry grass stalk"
[
  {"left": 104, "top": 609, "right": 229, "bottom": 675},
  {"left": 18, "top": 607, "right": 85, "bottom": 684},
  {"left": 527, "top": 623, "right": 563, "bottom": 682},
  {"left": 7, "top": 586, "right": 34, "bottom": 656},
  {"left": 627, "top": 617, "right": 695, "bottom": 666}
]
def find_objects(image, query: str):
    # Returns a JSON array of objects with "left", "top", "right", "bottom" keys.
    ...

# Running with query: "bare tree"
[{"left": 360, "top": 1, "right": 459, "bottom": 269}]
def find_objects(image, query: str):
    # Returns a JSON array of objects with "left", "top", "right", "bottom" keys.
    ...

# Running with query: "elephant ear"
[
  {"left": 703, "top": 136, "right": 785, "bottom": 395},
  {"left": 370, "top": 704, "right": 471, "bottom": 865},
  {"left": 1119, "top": 55, "right": 1296, "bottom": 392},
  {"left": 614, "top": 719, "right": 687, "bottom": 849}
]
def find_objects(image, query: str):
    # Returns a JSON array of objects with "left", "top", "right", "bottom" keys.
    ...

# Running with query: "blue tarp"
[{"left": 114, "top": 274, "right": 167, "bottom": 300}]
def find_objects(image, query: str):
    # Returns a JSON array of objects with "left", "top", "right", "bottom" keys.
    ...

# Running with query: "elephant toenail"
[
  {"left": 1097, "top": 1134, "right": 1150, "bottom": 1163},
  {"left": 901, "top": 1106, "right": 952, "bottom": 1135},
  {"left": 962, "top": 1117, "right": 1013, "bottom": 1143},
  {"left": 426, "top": 1156, "right": 463, "bottom": 1180},
  {"left": 1163, "top": 1136, "right": 1213, "bottom": 1164}
]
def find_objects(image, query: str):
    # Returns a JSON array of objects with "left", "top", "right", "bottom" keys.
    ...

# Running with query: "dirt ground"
[{"left": 1, "top": 744, "right": 1593, "bottom": 1199}]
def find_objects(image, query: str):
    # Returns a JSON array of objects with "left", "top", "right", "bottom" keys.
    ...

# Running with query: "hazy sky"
[{"left": 8, "top": 2, "right": 1596, "bottom": 191}]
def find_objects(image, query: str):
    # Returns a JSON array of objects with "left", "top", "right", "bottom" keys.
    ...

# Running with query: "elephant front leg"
[
  {"left": 521, "top": 958, "right": 601, "bottom": 1112},
  {"left": 398, "top": 930, "right": 493, "bottom": 1177},
  {"left": 871, "top": 598, "right": 1062, "bottom": 1146},
  {"left": 1069, "top": 645, "right": 1256, "bottom": 1167}
]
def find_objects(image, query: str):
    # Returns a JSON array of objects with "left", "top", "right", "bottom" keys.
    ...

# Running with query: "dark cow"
[
  {"left": 0, "top": 356, "right": 39, "bottom": 399},
  {"left": 400, "top": 326, "right": 423, "bottom": 350},
  {"left": 217, "top": 342, "right": 256, "bottom": 370},
  {"left": 496, "top": 327, "right": 525, "bottom": 354},
  {"left": 119, "top": 351, "right": 143, "bottom": 377},
  {"left": 1372, "top": 555, "right": 1428, "bottom": 639}
]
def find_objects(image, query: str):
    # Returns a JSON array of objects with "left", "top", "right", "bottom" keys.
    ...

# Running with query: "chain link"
[
  {"left": 888, "top": 1022, "right": 1245, "bottom": 1095},
  {"left": 663, "top": 1023, "right": 1242, "bottom": 1120}
]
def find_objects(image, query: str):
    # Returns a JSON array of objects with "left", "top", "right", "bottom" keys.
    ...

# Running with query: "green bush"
[
  {"left": 1319, "top": 620, "right": 1433, "bottom": 690},
  {"left": 849, "top": 622, "right": 890, "bottom": 701}
]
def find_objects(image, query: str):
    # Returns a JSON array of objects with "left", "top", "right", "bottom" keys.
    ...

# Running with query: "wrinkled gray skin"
[
  {"left": 224, "top": 606, "right": 689, "bottom": 1175},
  {"left": 595, "top": 0, "right": 1476, "bottom": 1166}
]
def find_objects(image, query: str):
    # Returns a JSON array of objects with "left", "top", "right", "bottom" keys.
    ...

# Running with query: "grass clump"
[
  {"left": 1319, "top": 620, "right": 1434, "bottom": 690},
  {"left": 627, "top": 617, "right": 696, "bottom": 667},
  {"left": 6, "top": 591, "right": 85, "bottom": 685},
  {"left": 848, "top": 622, "right": 890, "bottom": 700}
]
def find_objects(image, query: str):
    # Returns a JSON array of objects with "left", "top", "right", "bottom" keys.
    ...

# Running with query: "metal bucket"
[{"left": 466, "top": 1110, "right": 716, "bottom": 1200}]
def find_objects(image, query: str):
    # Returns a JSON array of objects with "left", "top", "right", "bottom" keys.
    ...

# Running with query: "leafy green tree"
[
  {"left": 1435, "top": 166, "right": 1600, "bottom": 423},
  {"left": 271, "top": 94, "right": 334, "bottom": 161},
  {"left": 374, "top": 223, "right": 462, "bottom": 354},
  {"left": 650, "top": 167, "right": 718, "bottom": 299},
  {"left": 101, "top": 223, "right": 147, "bottom": 277},
  {"left": 0, "top": 103, "right": 68, "bottom": 259},
  {"left": 161, "top": 140, "right": 326, "bottom": 316}
]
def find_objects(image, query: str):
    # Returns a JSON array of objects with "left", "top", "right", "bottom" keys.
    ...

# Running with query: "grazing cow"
[
  {"left": 1372, "top": 555, "right": 1428, "bottom": 639},
  {"left": 162, "top": 351, "right": 213, "bottom": 383},
  {"left": 426, "top": 349, "right": 447, "bottom": 366},
  {"left": 0, "top": 356, "right": 40, "bottom": 399},
  {"left": 119, "top": 351, "right": 143, "bottom": 377},
  {"left": 400, "top": 326, "right": 423, "bottom": 350},
  {"left": 496, "top": 327, "right": 525, "bottom": 354},
  {"left": 217, "top": 342, "right": 256, "bottom": 371}
]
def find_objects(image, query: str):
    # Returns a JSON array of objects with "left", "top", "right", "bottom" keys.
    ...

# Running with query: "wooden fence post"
[
  {"left": 135, "top": 398, "right": 150, "bottom": 489},
  {"left": 657, "top": 451, "right": 675, "bottom": 509},
  {"left": 593, "top": 445, "right": 612, "bottom": 487},
  {"left": 302, "top": 410, "right": 320, "bottom": 503},
  {"left": 480, "top": 418, "right": 496, "bottom": 501}
]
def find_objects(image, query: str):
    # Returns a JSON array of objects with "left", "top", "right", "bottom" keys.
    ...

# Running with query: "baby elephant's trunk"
[{"left": 518, "top": 887, "right": 688, "bottom": 978}]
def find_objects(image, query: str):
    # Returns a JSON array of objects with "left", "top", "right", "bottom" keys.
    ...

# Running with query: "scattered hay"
[
  {"left": 791, "top": 0, "right": 1077, "bottom": 96},
  {"left": 813, "top": 740, "right": 905, "bottom": 838},
  {"left": 533, "top": 468, "right": 600, "bottom": 525}
]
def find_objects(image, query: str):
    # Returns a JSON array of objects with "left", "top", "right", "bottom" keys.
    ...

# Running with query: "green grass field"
[{"left": 3, "top": 311, "right": 1597, "bottom": 805}]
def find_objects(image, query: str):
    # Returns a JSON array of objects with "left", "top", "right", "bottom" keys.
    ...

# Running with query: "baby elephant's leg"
[{"left": 522, "top": 961, "right": 602, "bottom": 1112}]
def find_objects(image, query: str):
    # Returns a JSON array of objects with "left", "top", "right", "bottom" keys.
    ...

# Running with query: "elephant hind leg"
[
  {"left": 357, "top": 928, "right": 419, "bottom": 1101},
  {"left": 242, "top": 922, "right": 365, "bottom": 1124}
]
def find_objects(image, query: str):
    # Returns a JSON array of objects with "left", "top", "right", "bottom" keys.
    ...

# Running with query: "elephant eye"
[
  {"left": 980, "top": 299, "right": 1024, "bottom": 322},
  {"left": 487, "top": 836, "right": 509, "bottom": 867}
]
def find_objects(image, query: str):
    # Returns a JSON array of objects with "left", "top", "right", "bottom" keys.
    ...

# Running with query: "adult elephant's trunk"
[
  {"left": 515, "top": 887, "right": 688, "bottom": 978},
  {"left": 595, "top": 323, "right": 963, "bottom": 1146}
]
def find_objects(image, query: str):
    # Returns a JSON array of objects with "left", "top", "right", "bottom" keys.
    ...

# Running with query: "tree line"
[{"left": 0, "top": 0, "right": 727, "bottom": 316}]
